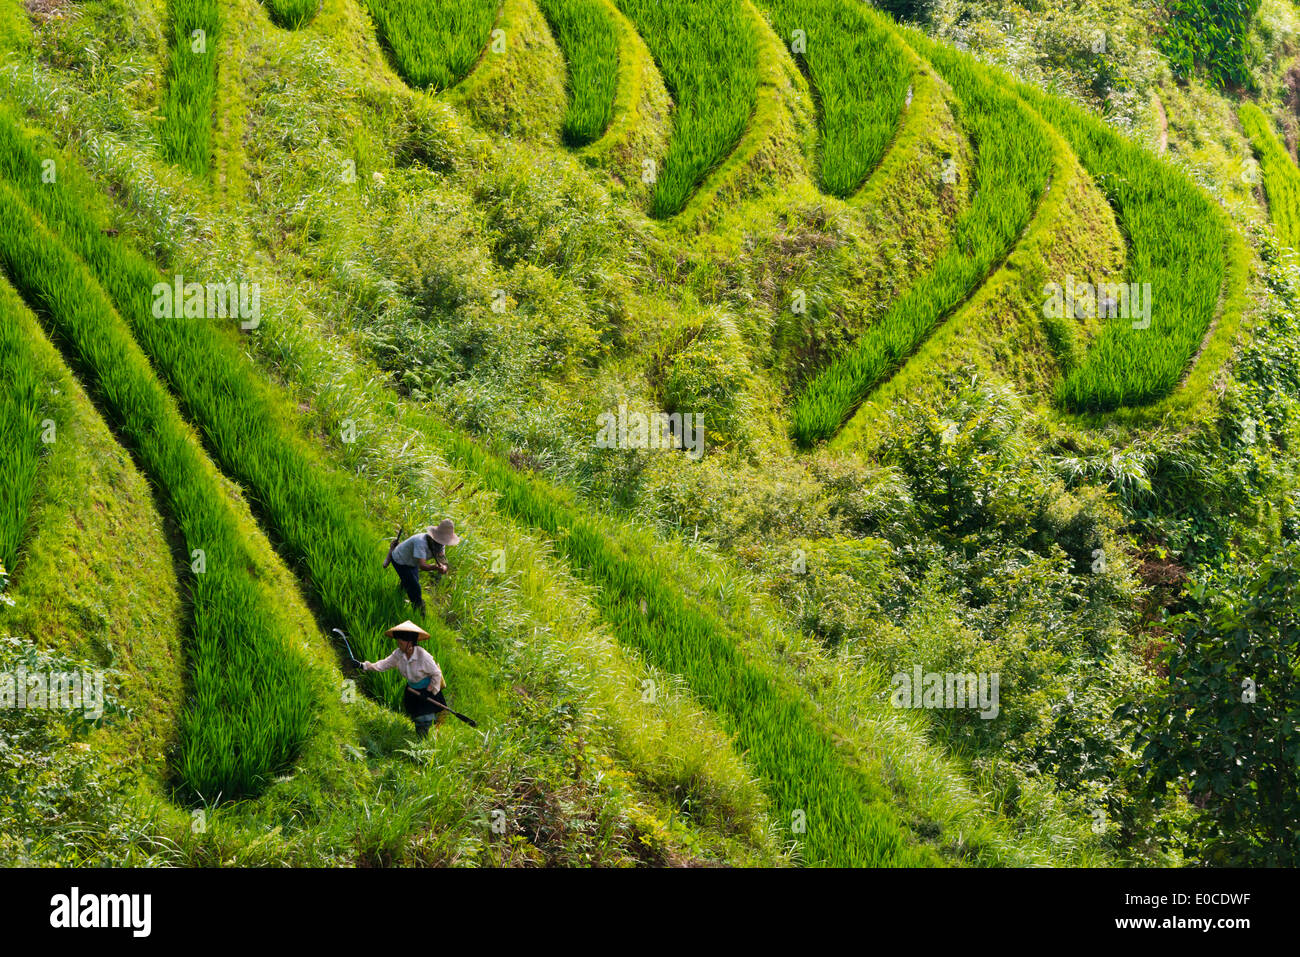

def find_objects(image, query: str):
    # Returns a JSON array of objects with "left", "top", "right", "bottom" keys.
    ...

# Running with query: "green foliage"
[
  {"left": 0, "top": 0, "right": 32, "bottom": 53},
  {"left": 1159, "top": 0, "right": 1261, "bottom": 90},
  {"left": 1240, "top": 101, "right": 1300, "bottom": 253},
  {"left": 873, "top": 0, "right": 936, "bottom": 24},
  {"left": 160, "top": 0, "right": 221, "bottom": 177},
  {"left": 614, "top": 0, "right": 759, "bottom": 217},
  {"left": 0, "top": 635, "right": 145, "bottom": 866},
  {"left": 538, "top": 0, "right": 621, "bottom": 146},
  {"left": 261, "top": 0, "right": 321, "bottom": 31},
  {"left": 0, "top": 178, "right": 316, "bottom": 800},
  {"left": 755, "top": 0, "right": 913, "bottom": 196},
  {"left": 1017, "top": 85, "right": 1232, "bottom": 412},
  {"left": 1127, "top": 545, "right": 1300, "bottom": 864},
  {"left": 0, "top": 290, "right": 44, "bottom": 571},
  {"left": 655, "top": 315, "right": 758, "bottom": 447},
  {"left": 363, "top": 0, "right": 499, "bottom": 91},
  {"left": 792, "top": 38, "right": 1052, "bottom": 444}
]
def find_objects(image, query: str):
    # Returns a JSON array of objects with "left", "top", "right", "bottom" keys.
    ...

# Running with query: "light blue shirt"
[{"left": 391, "top": 533, "right": 440, "bottom": 567}]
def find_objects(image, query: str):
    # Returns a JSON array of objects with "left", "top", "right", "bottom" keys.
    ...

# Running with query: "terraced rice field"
[
  {"left": 0, "top": 177, "right": 316, "bottom": 799},
  {"left": 262, "top": 0, "right": 321, "bottom": 31},
  {"left": 614, "top": 0, "right": 760, "bottom": 217},
  {"left": 756, "top": 0, "right": 912, "bottom": 196},
  {"left": 791, "top": 35, "right": 1054, "bottom": 445},
  {"left": 1241, "top": 101, "right": 1300, "bottom": 253},
  {"left": 0, "top": 114, "right": 494, "bottom": 719},
  {"left": 0, "top": 0, "right": 1270, "bottom": 871},
  {"left": 160, "top": 0, "right": 222, "bottom": 176},
  {"left": 364, "top": 0, "right": 500, "bottom": 91},
  {"left": 0, "top": 283, "right": 43, "bottom": 570},
  {"left": 1020, "top": 86, "right": 1233, "bottom": 412},
  {"left": 538, "top": 0, "right": 621, "bottom": 146}
]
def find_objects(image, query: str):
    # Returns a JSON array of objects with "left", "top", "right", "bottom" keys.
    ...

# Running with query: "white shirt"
[{"left": 368, "top": 645, "right": 443, "bottom": 691}]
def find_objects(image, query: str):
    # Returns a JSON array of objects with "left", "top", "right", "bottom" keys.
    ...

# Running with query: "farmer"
[
  {"left": 386, "top": 520, "right": 460, "bottom": 615},
  {"left": 361, "top": 620, "right": 448, "bottom": 736}
]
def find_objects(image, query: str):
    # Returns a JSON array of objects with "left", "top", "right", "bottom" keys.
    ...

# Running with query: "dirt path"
[{"left": 1152, "top": 93, "right": 1169, "bottom": 155}]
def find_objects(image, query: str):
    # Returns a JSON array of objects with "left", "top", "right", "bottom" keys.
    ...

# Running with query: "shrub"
[{"left": 1159, "top": 0, "right": 1262, "bottom": 90}]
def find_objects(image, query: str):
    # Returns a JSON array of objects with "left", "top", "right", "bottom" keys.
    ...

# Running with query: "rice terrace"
[{"left": 0, "top": 0, "right": 1299, "bottom": 888}]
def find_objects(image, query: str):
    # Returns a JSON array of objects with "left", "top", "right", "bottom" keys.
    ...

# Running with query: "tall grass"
[
  {"left": 0, "top": 183, "right": 315, "bottom": 801},
  {"left": 538, "top": 0, "right": 620, "bottom": 146},
  {"left": 421, "top": 424, "right": 938, "bottom": 866},
  {"left": 614, "top": 0, "right": 759, "bottom": 217},
  {"left": 363, "top": 0, "right": 500, "bottom": 91},
  {"left": 0, "top": 284, "right": 43, "bottom": 571},
  {"left": 262, "top": 0, "right": 321, "bottom": 30},
  {"left": 792, "top": 37, "right": 1053, "bottom": 445},
  {"left": 1240, "top": 102, "right": 1300, "bottom": 252},
  {"left": 755, "top": 0, "right": 912, "bottom": 196},
  {"left": 160, "top": 0, "right": 221, "bottom": 177},
  {"left": 0, "top": 114, "right": 494, "bottom": 720},
  {"left": 1017, "top": 86, "right": 1230, "bottom": 412}
]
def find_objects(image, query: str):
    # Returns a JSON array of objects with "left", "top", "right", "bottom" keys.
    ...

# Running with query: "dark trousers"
[
  {"left": 394, "top": 562, "right": 424, "bottom": 613},
  {"left": 405, "top": 687, "right": 446, "bottom": 737}
]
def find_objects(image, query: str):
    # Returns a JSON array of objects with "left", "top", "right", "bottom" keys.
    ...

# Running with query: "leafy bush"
[
  {"left": 1127, "top": 545, "right": 1300, "bottom": 864},
  {"left": 0, "top": 635, "right": 144, "bottom": 866},
  {"left": 656, "top": 316, "right": 758, "bottom": 447},
  {"left": 1159, "top": 0, "right": 1261, "bottom": 90}
]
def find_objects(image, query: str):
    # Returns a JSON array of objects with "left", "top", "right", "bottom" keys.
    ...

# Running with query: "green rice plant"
[
  {"left": 614, "top": 0, "right": 759, "bottom": 217},
  {"left": 0, "top": 183, "right": 316, "bottom": 801},
  {"left": 363, "top": 0, "right": 500, "bottom": 91},
  {"left": 261, "top": 0, "right": 321, "bottom": 30},
  {"left": 1240, "top": 102, "right": 1300, "bottom": 253},
  {"left": 792, "top": 35, "right": 1054, "bottom": 445},
  {"left": 1015, "top": 85, "right": 1231, "bottom": 412},
  {"left": 754, "top": 0, "right": 912, "bottom": 196},
  {"left": 160, "top": 0, "right": 222, "bottom": 177},
  {"left": 420, "top": 425, "right": 939, "bottom": 866},
  {"left": 538, "top": 0, "right": 621, "bottom": 146},
  {"left": 0, "top": 114, "right": 495, "bottom": 720},
  {"left": 0, "top": 285, "right": 44, "bottom": 571}
]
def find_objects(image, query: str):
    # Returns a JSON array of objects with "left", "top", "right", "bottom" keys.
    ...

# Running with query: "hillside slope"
[{"left": 2, "top": 0, "right": 1298, "bottom": 866}]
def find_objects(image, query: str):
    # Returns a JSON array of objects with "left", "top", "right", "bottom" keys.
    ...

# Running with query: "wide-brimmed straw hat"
[
  {"left": 428, "top": 519, "right": 460, "bottom": 546},
  {"left": 385, "top": 620, "right": 431, "bottom": 642}
]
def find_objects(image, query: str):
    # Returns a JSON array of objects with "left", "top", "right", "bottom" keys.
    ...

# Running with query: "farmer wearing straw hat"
[
  {"left": 386, "top": 520, "right": 461, "bottom": 615},
  {"left": 361, "top": 620, "right": 448, "bottom": 736}
]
